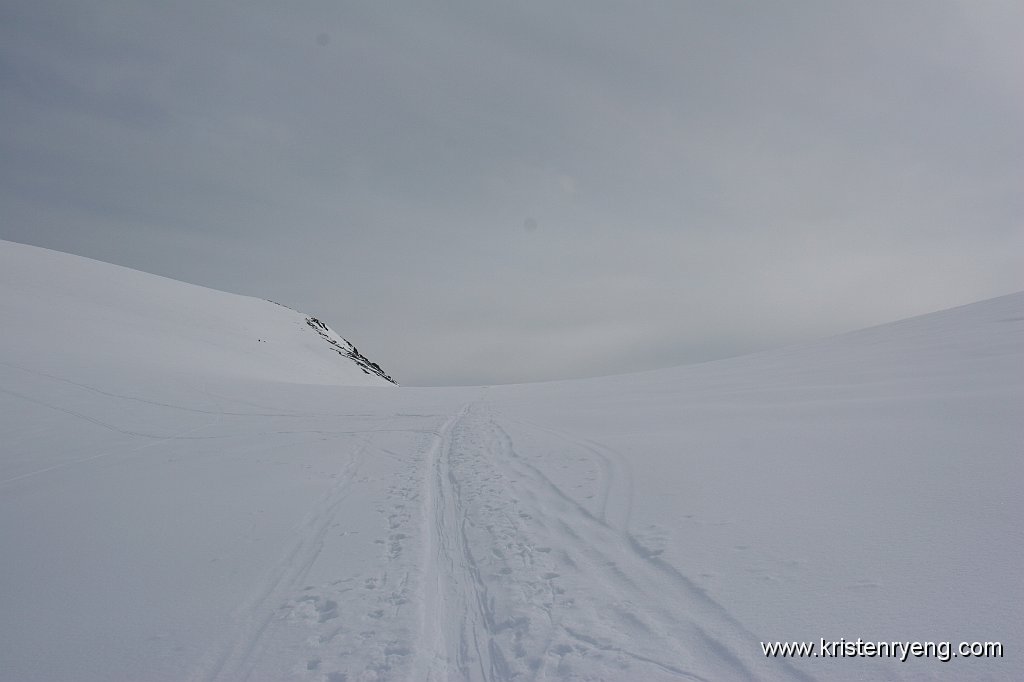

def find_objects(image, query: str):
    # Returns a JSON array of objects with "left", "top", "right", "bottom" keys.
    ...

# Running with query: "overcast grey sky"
[{"left": 2, "top": 2, "right": 1022, "bottom": 385}]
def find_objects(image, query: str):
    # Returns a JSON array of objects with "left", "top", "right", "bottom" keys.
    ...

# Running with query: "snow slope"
[
  {"left": 0, "top": 240, "right": 396, "bottom": 387},
  {"left": 1, "top": 240, "right": 1021, "bottom": 681}
]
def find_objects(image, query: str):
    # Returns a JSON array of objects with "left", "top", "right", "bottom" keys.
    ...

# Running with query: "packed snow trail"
[
  {"left": 412, "top": 401, "right": 816, "bottom": 682},
  {"left": 211, "top": 397, "right": 812, "bottom": 681}
]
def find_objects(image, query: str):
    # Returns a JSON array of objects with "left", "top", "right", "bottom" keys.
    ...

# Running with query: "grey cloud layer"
[{"left": 2, "top": 2, "right": 1022, "bottom": 384}]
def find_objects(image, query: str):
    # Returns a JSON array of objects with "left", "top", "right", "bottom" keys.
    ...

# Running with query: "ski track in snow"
[
  {"left": 413, "top": 401, "right": 813, "bottom": 681},
  {"left": 190, "top": 439, "right": 366, "bottom": 681},
  {"left": 0, "top": 371, "right": 224, "bottom": 486},
  {"left": 202, "top": 398, "right": 814, "bottom": 681}
]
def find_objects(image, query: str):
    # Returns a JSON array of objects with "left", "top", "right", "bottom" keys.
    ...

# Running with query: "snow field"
[{"left": 2, "top": 240, "right": 1021, "bottom": 680}]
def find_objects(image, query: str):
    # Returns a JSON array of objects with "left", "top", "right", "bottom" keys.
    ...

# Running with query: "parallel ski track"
[
  {"left": 190, "top": 422, "right": 394, "bottom": 682},
  {"left": 414, "top": 400, "right": 817, "bottom": 681},
  {"left": 416, "top": 403, "right": 510, "bottom": 680},
  {"left": 192, "top": 397, "right": 815, "bottom": 681}
]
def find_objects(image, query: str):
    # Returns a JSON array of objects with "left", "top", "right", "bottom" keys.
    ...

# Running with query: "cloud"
[{"left": 2, "top": 1, "right": 1022, "bottom": 385}]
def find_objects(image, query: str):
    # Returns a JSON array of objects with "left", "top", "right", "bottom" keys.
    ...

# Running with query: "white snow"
[
  {"left": 0, "top": 240, "right": 396, "bottom": 389},
  {"left": 1, "top": 239, "right": 1021, "bottom": 681}
]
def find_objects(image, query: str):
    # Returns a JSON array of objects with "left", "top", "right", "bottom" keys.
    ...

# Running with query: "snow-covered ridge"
[{"left": 0, "top": 239, "right": 396, "bottom": 386}]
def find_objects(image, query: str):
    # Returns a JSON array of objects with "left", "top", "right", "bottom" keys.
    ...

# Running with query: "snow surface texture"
[{"left": 1, "top": 239, "right": 1021, "bottom": 681}]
